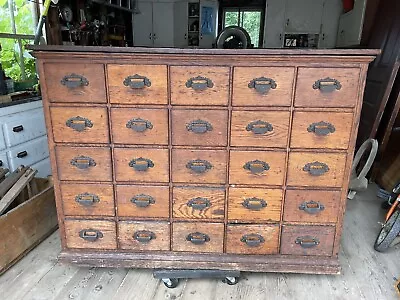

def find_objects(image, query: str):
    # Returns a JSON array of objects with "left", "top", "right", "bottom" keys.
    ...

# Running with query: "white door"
[
  {"left": 336, "top": 0, "right": 367, "bottom": 47},
  {"left": 319, "top": 0, "right": 342, "bottom": 48},
  {"left": 199, "top": 0, "right": 218, "bottom": 48},
  {"left": 174, "top": 1, "right": 188, "bottom": 48},
  {"left": 153, "top": 2, "right": 175, "bottom": 47},
  {"left": 263, "top": 0, "right": 285, "bottom": 48},
  {"left": 285, "top": 0, "right": 323, "bottom": 33},
  {"left": 133, "top": 1, "right": 153, "bottom": 47}
]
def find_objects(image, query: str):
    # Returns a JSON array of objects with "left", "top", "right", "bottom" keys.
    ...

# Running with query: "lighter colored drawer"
[
  {"left": 7, "top": 136, "right": 49, "bottom": 170},
  {"left": 0, "top": 152, "right": 9, "bottom": 170},
  {"left": 31, "top": 158, "right": 51, "bottom": 178},
  {"left": 0, "top": 127, "right": 5, "bottom": 150}
]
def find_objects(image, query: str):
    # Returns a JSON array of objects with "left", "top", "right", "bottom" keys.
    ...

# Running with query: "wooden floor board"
[{"left": 1, "top": 185, "right": 400, "bottom": 300}]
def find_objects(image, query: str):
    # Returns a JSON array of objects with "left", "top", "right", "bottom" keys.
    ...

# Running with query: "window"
[
  {"left": 223, "top": 8, "right": 263, "bottom": 47},
  {"left": 0, "top": 0, "right": 38, "bottom": 82}
]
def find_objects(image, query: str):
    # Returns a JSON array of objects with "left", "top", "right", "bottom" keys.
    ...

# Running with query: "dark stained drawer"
[
  {"left": 64, "top": 219, "right": 117, "bottom": 249},
  {"left": 118, "top": 221, "right": 170, "bottom": 251},
  {"left": 280, "top": 225, "right": 335, "bottom": 256}
]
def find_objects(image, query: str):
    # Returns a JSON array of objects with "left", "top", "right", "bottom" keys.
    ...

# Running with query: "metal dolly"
[{"left": 153, "top": 269, "right": 241, "bottom": 289}]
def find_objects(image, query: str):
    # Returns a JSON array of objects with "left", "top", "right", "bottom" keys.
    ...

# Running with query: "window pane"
[
  {"left": 224, "top": 11, "right": 239, "bottom": 28},
  {"left": 241, "top": 11, "right": 261, "bottom": 47},
  {"left": 0, "top": 0, "right": 35, "bottom": 34}
]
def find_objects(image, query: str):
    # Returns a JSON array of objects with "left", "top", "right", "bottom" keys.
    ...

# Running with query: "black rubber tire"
[
  {"left": 223, "top": 277, "right": 239, "bottom": 285},
  {"left": 374, "top": 210, "right": 400, "bottom": 252},
  {"left": 163, "top": 278, "right": 179, "bottom": 289},
  {"left": 216, "top": 26, "right": 251, "bottom": 49}
]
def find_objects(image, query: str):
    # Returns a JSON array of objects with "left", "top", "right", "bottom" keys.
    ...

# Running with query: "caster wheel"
[
  {"left": 162, "top": 278, "right": 179, "bottom": 289},
  {"left": 223, "top": 276, "right": 239, "bottom": 285}
]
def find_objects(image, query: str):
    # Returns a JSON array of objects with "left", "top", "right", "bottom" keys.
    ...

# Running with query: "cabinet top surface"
[{"left": 28, "top": 45, "right": 380, "bottom": 58}]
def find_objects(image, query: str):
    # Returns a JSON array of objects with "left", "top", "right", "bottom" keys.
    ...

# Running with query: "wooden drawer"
[
  {"left": 280, "top": 225, "right": 335, "bottom": 256},
  {"left": 283, "top": 190, "right": 340, "bottom": 223},
  {"left": 171, "top": 109, "right": 228, "bottom": 146},
  {"left": 294, "top": 68, "right": 361, "bottom": 108},
  {"left": 43, "top": 63, "right": 106, "bottom": 103},
  {"left": 61, "top": 183, "right": 115, "bottom": 217},
  {"left": 50, "top": 106, "right": 109, "bottom": 144},
  {"left": 118, "top": 221, "right": 170, "bottom": 251},
  {"left": 114, "top": 148, "right": 169, "bottom": 183},
  {"left": 64, "top": 219, "right": 117, "bottom": 249},
  {"left": 232, "top": 67, "right": 295, "bottom": 107},
  {"left": 108, "top": 64, "right": 167, "bottom": 104},
  {"left": 228, "top": 188, "right": 282, "bottom": 222},
  {"left": 290, "top": 111, "right": 353, "bottom": 149},
  {"left": 110, "top": 108, "right": 168, "bottom": 145},
  {"left": 116, "top": 185, "right": 169, "bottom": 218},
  {"left": 171, "top": 149, "right": 227, "bottom": 184},
  {"left": 172, "top": 222, "right": 224, "bottom": 253},
  {"left": 229, "top": 150, "right": 286, "bottom": 186},
  {"left": 226, "top": 224, "right": 280, "bottom": 255},
  {"left": 170, "top": 66, "right": 229, "bottom": 106},
  {"left": 56, "top": 146, "right": 112, "bottom": 182},
  {"left": 287, "top": 152, "right": 347, "bottom": 187},
  {"left": 7, "top": 136, "right": 49, "bottom": 170},
  {"left": 231, "top": 111, "right": 290, "bottom": 148},
  {"left": 173, "top": 187, "right": 225, "bottom": 220}
]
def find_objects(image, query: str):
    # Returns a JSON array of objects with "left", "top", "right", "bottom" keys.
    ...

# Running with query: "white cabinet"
[
  {"left": 336, "top": 0, "right": 367, "bottom": 47},
  {"left": 133, "top": 1, "right": 174, "bottom": 47},
  {"left": 174, "top": 1, "right": 188, "bottom": 48},
  {"left": 319, "top": 0, "right": 342, "bottom": 48},
  {"left": 284, "top": 0, "right": 324, "bottom": 34},
  {"left": 263, "top": 0, "right": 285, "bottom": 48},
  {"left": 199, "top": 0, "right": 218, "bottom": 48}
]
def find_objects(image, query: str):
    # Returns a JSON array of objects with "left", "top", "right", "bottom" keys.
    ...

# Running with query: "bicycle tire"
[{"left": 374, "top": 210, "right": 400, "bottom": 252}]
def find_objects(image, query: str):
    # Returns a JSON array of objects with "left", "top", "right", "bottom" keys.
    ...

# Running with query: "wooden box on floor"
[{"left": 0, "top": 178, "right": 58, "bottom": 275}]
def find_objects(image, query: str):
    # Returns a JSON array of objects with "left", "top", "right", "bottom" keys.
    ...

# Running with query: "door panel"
[{"left": 133, "top": 2, "right": 153, "bottom": 47}]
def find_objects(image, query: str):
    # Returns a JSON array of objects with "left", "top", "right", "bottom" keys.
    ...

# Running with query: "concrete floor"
[{"left": 1, "top": 185, "right": 399, "bottom": 300}]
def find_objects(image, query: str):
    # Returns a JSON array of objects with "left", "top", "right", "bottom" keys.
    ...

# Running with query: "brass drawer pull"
[
  {"left": 126, "top": 118, "right": 153, "bottom": 132},
  {"left": 75, "top": 193, "right": 100, "bottom": 206},
  {"left": 241, "top": 233, "right": 265, "bottom": 247},
  {"left": 134, "top": 230, "right": 156, "bottom": 243},
  {"left": 70, "top": 156, "right": 96, "bottom": 169},
  {"left": 242, "top": 197, "right": 267, "bottom": 211},
  {"left": 246, "top": 120, "right": 273, "bottom": 135},
  {"left": 131, "top": 194, "right": 155, "bottom": 208},
  {"left": 303, "top": 161, "right": 329, "bottom": 176},
  {"left": 66, "top": 116, "right": 93, "bottom": 132},
  {"left": 248, "top": 77, "right": 277, "bottom": 94},
  {"left": 129, "top": 157, "right": 154, "bottom": 172},
  {"left": 79, "top": 229, "right": 103, "bottom": 242},
  {"left": 17, "top": 151, "right": 28, "bottom": 158},
  {"left": 186, "top": 76, "right": 214, "bottom": 91},
  {"left": 123, "top": 74, "right": 151, "bottom": 89},
  {"left": 186, "top": 232, "right": 210, "bottom": 245},
  {"left": 313, "top": 77, "right": 342, "bottom": 93},
  {"left": 299, "top": 201, "right": 325, "bottom": 214},
  {"left": 243, "top": 160, "right": 270, "bottom": 174},
  {"left": 186, "top": 159, "right": 213, "bottom": 173},
  {"left": 295, "top": 236, "right": 320, "bottom": 248},
  {"left": 61, "top": 73, "right": 89, "bottom": 88},
  {"left": 187, "top": 197, "right": 211, "bottom": 210},
  {"left": 186, "top": 119, "right": 213, "bottom": 134},
  {"left": 307, "top": 121, "right": 335, "bottom": 136}
]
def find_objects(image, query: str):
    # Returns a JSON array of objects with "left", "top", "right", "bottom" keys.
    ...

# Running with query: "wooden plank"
[
  {"left": 0, "top": 166, "right": 27, "bottom": 199},
  {"left": 0, "top": 168, "right": 9, "bottom": 182},
  {"left": 179, "top": 278, "right": 217, "bottom": 300},
  {"left": 113, "top": 269, "right": 160, "bottom": 300}
]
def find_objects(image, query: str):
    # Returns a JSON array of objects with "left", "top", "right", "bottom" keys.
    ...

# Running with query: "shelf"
[
  {"left": 189, "top": 16, "right": 199, "bottom": 18},
  {"left": 188, "top": 31, "right": 199, "bottom": 33}
]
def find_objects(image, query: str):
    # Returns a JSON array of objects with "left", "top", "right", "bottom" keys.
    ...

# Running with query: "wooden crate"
[{"left": 0, "top": 178, "right": 58, "bottom": 275}]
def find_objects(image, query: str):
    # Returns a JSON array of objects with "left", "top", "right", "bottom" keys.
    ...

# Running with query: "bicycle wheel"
[{"left": 374, "top": 210, "right": 400, "bottom": 252}]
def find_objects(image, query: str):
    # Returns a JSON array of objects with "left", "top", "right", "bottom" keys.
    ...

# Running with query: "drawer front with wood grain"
[
  {"left": 61, "top": 183, "right": 115, "bottom": 217},
  {"left": 290, "top": 111, "right": 353, "bottom": 149},
  {"left": 228, "top": 188, "right": 282, "bottom": 222},
  {"left": 7, "top": 136, "right": 49, "bottom": 170},
  {"left": 283, "top": 190, "right": 340, "bottom": 223},
  {"left": 64, "top": 219, "right": 117, "bottom": 249},
  {"left": 173, "top": 187, "right": 225, "bottom": 220},
  {"left": 50, "top": 107, "right": 110, "bottom": 144},
  {"left": 226, "top": 224, "right": 280, "bottom": 255},
  {"left": 56, "top": 146, "right": 112, "bottom": 182},
  {"left": 170, "top": 66, "right": 230, "bottom": 106},
  {"left": 118, "top": 221, "right": 170, "bottom": 251},
  {"left": 280, "top": 225, "right": 335, "bottom": 256},
  {"left": 111, "top": 108, "right": 168, "bottom": 145},
  {"left": 108, "top": 65, "right": 168, "bottom": 104},
  {"left": 229, "top": 150, "right": 286, "bottom": 186},
  {"left": 287, "top": 152, "right": 347, "bottom": 187},
  {"left": 171, "top": 109, "right": 228, "bottom": 146},
  {"left": 172, "top": 149, "right": 227, "bottom": 184},
  {"left": 116, "top": 185, "right": 169, "bottom": 218},
  {"left": 43, "top": 63, "right": 106, "bottom": 103},
  {"left": 114, "top": 148, "right": 169, "bottom": 183},
  {"left": 233, "top": 67, "right": 295, "bottom": 107},
  {"left": 230, "top": 111, "right": 290, "bottom": 148},
  {"left": 172, "top": 222, "right": 224, "bottom": 253},
  {"left": 294, "top": 68, "right": 361, "bottom": 108}
]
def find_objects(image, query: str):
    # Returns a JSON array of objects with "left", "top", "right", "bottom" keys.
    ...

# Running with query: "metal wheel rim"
[{"left": 377, "top": 210, "right": 400, "bottom": 244}]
